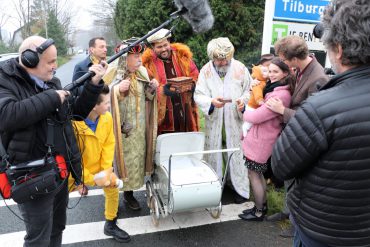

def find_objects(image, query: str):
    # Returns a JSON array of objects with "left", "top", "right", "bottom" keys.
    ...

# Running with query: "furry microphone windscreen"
[{"left": 174, "top": 0, "right": 214, "bottom": 33}]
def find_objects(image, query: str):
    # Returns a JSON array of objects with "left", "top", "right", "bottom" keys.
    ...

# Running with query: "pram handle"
[
  {"left": 169, "top": 148, "right": 239, "bottom": 157},
  {"left": 168, "top": 148, "right": 240, "bottom": 206}
]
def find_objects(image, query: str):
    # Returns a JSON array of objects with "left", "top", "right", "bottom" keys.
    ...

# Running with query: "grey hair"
[{"left": 321, "top": 0, "right": 370, "bottom": 66}]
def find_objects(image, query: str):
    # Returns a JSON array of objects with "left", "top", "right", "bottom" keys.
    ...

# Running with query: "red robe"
[{"left": 142, "top": 43, "right": 199, "bottom": 134}]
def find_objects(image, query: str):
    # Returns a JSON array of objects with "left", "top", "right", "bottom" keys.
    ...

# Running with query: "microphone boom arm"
[{"left": 64, "top": 9, "right": 184, "bottom": 91}]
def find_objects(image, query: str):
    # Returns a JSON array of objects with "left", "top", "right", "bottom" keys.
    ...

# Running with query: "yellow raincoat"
[{"left": 69, "top": 112, "right": 118, "bottom": 220}]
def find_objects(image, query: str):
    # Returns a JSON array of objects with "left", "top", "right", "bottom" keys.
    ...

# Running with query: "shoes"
[
  {"left": 239, "top": 207, "right": 265, "bottom": 221},
  {"left": 266, "top": 212, "right": 289, "bottom": 222},
  {"left": 104, "top": 218, "right": 131, "bottom": 243},
  {"left": 78, "top": 185, "right": 88, "bottom": 196},
  {"left": 123, "top": 191, "right": 141, "bottom": 210},
  {"left": 234, "top": 192, "right": 248, "bottom": 204},
  {"left": 280, "top": 225, "right": 295, "bottom": 238},
  {"left": 242, "top": 202, "right": 268, "bottom": 215}
]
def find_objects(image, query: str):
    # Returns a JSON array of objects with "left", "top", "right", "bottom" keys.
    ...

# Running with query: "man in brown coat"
[{"left": 265, "top": 35, "right": 328, "bottom": 237}]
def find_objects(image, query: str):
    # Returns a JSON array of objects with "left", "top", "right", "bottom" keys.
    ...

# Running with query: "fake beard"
[
  {"left": 174, "top": 0, "right": 214, "bottom": 33},
  {"left": 215, "top": 64, "right": 230, "bottom": 78}
]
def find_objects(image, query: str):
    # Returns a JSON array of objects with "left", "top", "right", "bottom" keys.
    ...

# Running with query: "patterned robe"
[
  {"left": 109, "top": 66, "right": 157, "bottom": 191},
  {"left": 194, "top": 59, "right": 252, "bottom": 198}
]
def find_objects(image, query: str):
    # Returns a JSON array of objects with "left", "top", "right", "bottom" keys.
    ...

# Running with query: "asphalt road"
[{"left": 56, "top": 53, "right": 87, "bottom": 88}]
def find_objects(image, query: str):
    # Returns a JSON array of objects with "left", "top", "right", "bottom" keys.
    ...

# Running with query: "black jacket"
[
  {"left": 0, "top": 58, "right": 103, "bottom": 182},
  {"left": 272, "top": 65, "right": 370, "bottom": 246}
]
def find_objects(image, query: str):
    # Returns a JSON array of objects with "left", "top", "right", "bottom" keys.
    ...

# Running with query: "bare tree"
[
  {"left": 11, "top": 0, "right": 31, "bottom": 39},
  {"left": 0, "top": 2, "right": 12, "bottom": 41},
  {"left": 88, "top": 0, "right": 119, "bottom": 47}
]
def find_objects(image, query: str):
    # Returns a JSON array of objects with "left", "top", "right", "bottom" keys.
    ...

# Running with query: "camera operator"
[
  {"left": 271, "top": 0, "right": 370, "bottom": 246},
  {"left": 0, "top": 36, "right": 106, "bottom": 247}
]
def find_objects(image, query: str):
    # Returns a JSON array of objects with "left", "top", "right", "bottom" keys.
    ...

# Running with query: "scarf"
[{"left": 263, "top": 81, "right": 285, "bottom": 97}]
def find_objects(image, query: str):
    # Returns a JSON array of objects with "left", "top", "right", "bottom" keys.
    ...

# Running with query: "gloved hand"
[{"left": 163, "top": 83, "right": 178, "bottom": 97}]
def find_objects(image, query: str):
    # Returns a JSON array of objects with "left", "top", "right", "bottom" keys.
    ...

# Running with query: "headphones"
[{"left": 21, "top": 39, "right": 55, "bottom": 68}]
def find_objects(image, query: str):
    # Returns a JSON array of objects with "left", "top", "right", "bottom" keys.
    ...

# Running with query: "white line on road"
[
  {"left": 0, "top": 186, "right": 145, "bottom": 207},
  {"left": 0, "top": 202, "right": 253, "bottom": 246}
]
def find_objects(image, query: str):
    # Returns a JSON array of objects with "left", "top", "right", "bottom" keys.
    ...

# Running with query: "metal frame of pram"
[{"left": 146, "top": 132, "right": 239, "bottom": 226}]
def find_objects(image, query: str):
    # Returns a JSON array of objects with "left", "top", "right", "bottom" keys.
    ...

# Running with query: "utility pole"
[{"left": 27, "top": 0, "right": 30, "bottom": 36}]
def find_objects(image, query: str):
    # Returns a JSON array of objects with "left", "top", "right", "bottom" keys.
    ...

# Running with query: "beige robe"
[{"left": 109, "top": 66, "right": 157, "bottom": 191}]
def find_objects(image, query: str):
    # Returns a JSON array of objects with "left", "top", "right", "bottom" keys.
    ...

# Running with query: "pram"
[{"left": 146, "top": 132, "right": 239, "bottom": 226}]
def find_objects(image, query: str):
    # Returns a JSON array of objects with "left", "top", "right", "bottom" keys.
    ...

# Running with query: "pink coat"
[{"left": 242, "top": 85, "right": 291, "bottom": 163}]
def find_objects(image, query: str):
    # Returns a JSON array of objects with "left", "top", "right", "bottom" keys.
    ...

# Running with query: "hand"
[
  {"left": 266, "top": 98, "right": 285, "bottom": 115},
  {"left": 55, "top": 90, "right": 70, "bottom": 103},
  {"left": 118, "top": 79, "right": 130, "bottom": 93},
  {"left": 149, "top": 78, "right": 159, "bottom": 89},
  {"left": 163, "top": 83, "right": 177, "bottom": 97},
  {"left": 250, "top": 79, "right": 261, "bottom": 89},
  {"left": 89, "top": 61, "right": 108, "bottom": 85},
  {"left": 211, "top": 97, "right": 225, "bottom": 108},
  {"left": 257, "top": 99, "right": 264, "bottom": 106},
  {"left": 235, "top": 98, "right": 245, "bottom": 112},
  {"left": 77, "top": 185, "right": 88, "bottom": 196}
]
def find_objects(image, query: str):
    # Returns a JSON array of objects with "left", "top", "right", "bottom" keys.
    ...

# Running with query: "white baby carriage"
[{"left": 146, "top": 132, "right": 239, "bottom": 226}]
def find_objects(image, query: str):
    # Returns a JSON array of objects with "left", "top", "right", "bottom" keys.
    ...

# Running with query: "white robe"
[{"left": 194, "top": 59, "right": 251, "bottom": 198}]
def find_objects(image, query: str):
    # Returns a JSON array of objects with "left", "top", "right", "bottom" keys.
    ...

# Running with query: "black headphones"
[{"left": 21, "top": 39, "right": 55, "bottom": 68}]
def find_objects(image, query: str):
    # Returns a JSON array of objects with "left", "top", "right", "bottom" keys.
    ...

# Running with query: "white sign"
[{"left": 271, "top": 21, "right": 325, "bottom": 51}]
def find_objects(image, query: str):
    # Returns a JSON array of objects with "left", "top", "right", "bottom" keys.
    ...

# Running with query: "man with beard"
[
  {"left": 264, "top": 35, "right": 328, "bottom": 238},
  {"left": 194, "top": 37, "right": 252, "bottom": 203},
  {"left": 142, "top": 29, "right": 199, "bottom": 135}
]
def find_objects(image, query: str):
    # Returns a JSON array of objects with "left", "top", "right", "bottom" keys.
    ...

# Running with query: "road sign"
[
  {"left": 272, "top": 21, "right": 325, "bottom": 51},
  {"left": 274, "top": 0, "right": 331, "bottom": 23}
]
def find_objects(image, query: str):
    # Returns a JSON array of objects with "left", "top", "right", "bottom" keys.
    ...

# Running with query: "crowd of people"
[{"left": 0, "top": 0, "right": 369, "bottom": 246}]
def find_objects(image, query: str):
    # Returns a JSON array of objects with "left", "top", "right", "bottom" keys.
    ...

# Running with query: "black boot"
[
  {"left": 242, "top": 202, "right": 268, "bottom": 215},
  {"left": 104, "top": 218, "right": 131, "bottom": 243},
  {"left": 239, "top": 207, "right": 265, "bottom": 221},
  {"left": 123, "top": 191, "right": 141, "bottom": 210}
]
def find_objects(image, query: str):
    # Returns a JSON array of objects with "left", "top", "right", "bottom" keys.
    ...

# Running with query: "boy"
[{"left": 69, "top": 85, "right": 130, "bottom": 243}]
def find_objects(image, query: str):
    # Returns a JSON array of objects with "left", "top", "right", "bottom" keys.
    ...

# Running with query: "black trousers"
[{"left": 18, "top": 181, "right": 68, "bottom": 247}]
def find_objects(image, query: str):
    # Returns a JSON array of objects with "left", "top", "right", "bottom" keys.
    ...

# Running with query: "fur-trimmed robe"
[{"left": 142, "top": 43, "right": 199, "bottom": 134}]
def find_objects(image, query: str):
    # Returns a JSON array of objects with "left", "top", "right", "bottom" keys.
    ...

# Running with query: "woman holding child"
[{"left": 239, "top": 58, "right": 293, "bottom": 221}]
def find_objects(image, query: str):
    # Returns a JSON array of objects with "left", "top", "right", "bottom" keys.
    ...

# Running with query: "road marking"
[
  {"left": 0, "top": 186, "right": 145, "bottom": 207},
  {"left": 0, "top": 202, "right": 253, "bottom": 246}
]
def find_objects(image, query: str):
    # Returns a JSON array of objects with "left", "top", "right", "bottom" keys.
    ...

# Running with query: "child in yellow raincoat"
[{"left": 68, "top": 85, "right": 130, "bottom": 243}]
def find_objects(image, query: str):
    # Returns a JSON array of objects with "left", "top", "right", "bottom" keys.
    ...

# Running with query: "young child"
[
  {"left": 239, "top": 58, "right": 293, "bottom": 221},
  {"left": 242, "top": 65, "right": 269, "bottom": 137},
  {"left": 69, "top": 85, "right": 130, "bottom": 243}
]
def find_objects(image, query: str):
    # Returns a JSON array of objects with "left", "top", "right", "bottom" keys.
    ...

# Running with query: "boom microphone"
[{"left": 174, "top": 0, "right": 214, "bottom": 33}]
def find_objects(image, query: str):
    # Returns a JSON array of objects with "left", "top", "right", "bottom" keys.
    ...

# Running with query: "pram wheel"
[
  {"left": 146, "top": 181, "right": 153, "bottom": 208},
  {"left": 150, "top": 196, "right": 160, "bottom": 226},
  {"left": 209, "top": 202, "right": 222, "bottom": 219}
]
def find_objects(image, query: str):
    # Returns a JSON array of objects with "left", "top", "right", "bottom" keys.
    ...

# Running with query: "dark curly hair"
[{"left": 321, "top": 0, "right": 370, "bottom": 66}]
